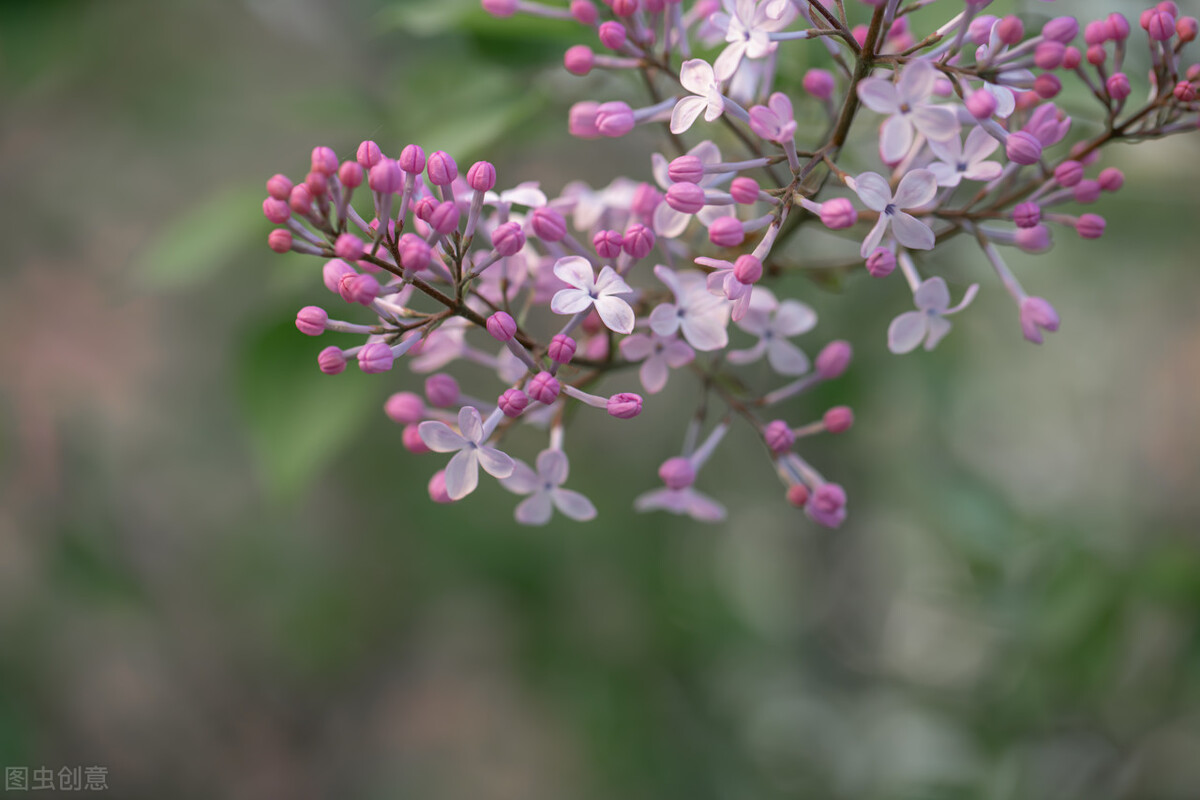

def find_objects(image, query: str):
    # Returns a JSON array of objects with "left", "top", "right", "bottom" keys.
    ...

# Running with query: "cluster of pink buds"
[{"left": 260, "top": 0, "right": 1200, "bottom": 528}]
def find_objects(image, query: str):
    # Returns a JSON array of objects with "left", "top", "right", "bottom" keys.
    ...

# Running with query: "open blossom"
[
  {"left": 727, "top": 288, "right": 816, "bottom": 375},
  {"left": 853, "top": 169, "right": 938, "bottom": 257},
  {"left": 620, "top": 330, "right": 695, "bottom": 394},
  {"left": 671, "top": 59, "right": 727, "bottom": 134},
  {"left": 887, "top": 276, "right": 979, "bottom": 354},
  {"left": 708, "top": 0, "right": 797, "bottom": 81},
  {"left": 927, "top": 126, "right": 1003, "bottom": 187},
  {"left": 550, "top": 256, "right": 635, "bottom": 334},
  {"left": 419, "top": 406, "right": 515, "bottom": 500},
  {"left": 501, "top": 449, "right": 597, "bottom": 525},
  {"left": 649, "top": 266, "right": 730, "bottom": 351},
  {"left": 856, "top": 58, "right": 959, "bottom": 163},
  {"left": 634, "top": 485, "right": 726, "bottom": 522},
  {"left": 748, "top": 92, "right": 797, "bottom": 143}
]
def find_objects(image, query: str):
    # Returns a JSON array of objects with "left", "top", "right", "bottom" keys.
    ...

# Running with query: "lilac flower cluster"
[{"left": 261, "top": 0, "right": 1200, "bottom": 528}]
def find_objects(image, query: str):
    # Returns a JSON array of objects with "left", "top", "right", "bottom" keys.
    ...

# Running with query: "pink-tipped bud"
[
  {"left": 1034, "top": 73, "right": 1062, "bottom": 99},
  {"left": 1034, "top": 41, "right": 1067, "bottom": 69},
  {"left": 1178, "top": 16, "right": 1198, "bottom": 42},
  {"left": 819, "top": 197, "right": 857, "bottom": 230},
  {"left": 1085, "top": 19, "right": 1112, "bottom": 45},
  {"left": 426, "top": 151, "right": 458, "bottom": 186},
  {"left": 288, "top": 184, "right": 314, "bottom": 215},
  {"left": 425, "top": 373, "right": 460, "bottom": 408},
  {"left": 1147, "top": 10, "right": 1176, "bottom": 41},
  {"left": 1055, "top": 160, "right": 1084, "bottom": 187},
  {"left": 317, "top": 346, "right": 346, "bottom": 375},
  {"left": 786, "top": 484, "right": 810, "bottom": 508},
  {"left": 356, "top": 140, "right": 382, "bottom": 169},
  {"left": 764, "top": 420, "right": 795, "bottom": 455},
  {"left": 968, "top": 15, "right": 998, "bottom": 45},
  {"left": 323, "top": 259, "right": 356, "bottom": 293},
  {"left": 1019, "top": 296, "right": 1060, "bottom": 344},
  {"left": 1174, "top": 80, "right": 1197, "bottom": 102},
  {"left": 338, "top": 160, "right": 364, "bottom": 189},
  {"left": 466, "top": 161, "right": 497, "bottom": 193},
  {"left": 823, "top": 406, "right": 854, "bottom": 434},
  {"left": 369, "top": 158, "right": 403, "bottom": 193},
  {"left": 622, "top": 224, "right": 656, "bottom": 258},
  {"left": 1086, "top": 44, "right": 1107, "bottom": 65},
  {"left": 305, "top": 170, "right": 328, "bottom": 197},
  {"left": 733, "top": 254, "right": 763, "bottom": 284},
  {"left": 593, "top": 229, "right": 624, "bottom": 259},
  {"left": 482, "top": 0, "right": 518, "bottom": 17},
  {"left": 530, "top": 206, "right": 567, "bottom": 242},
  {"left": 548, "top": 334, "right": 577, "bottom": 364},
  {"left": 668, "top": 155, "right": 704, "bottom": 184},
  {"left": 1159, "top": 2, "right": 1180, "bottom": 16},
  {"left": 709, "top": 217, "right": 745, "bottom": 248},
  {"left": 1006, "top": 131, "right": 1043, "bottom": 165},
  {"left": 658, "top": 456, "right": 696, "bottom": 489},
  {"left": 730, "top": 177, "right": 760, "bottom": 205},
  {"left": 311, "top": 146, "right": 338, "bottom": 176},
  {"left": 428, "top": 470, "right": 453, "bottom": 503},
  {"left": 1107, "top": 72, "right": 1132, "bottom": 100},
  {"left": 571, "top": 0, "right": 598, "bottom": 25},
  {"left": 491, "top": 221, "right": 526, "bottom": 256},
  {"left": 866, "top": 248, "right": 895, "bottom": 277},
  {"left": 266, "top": 174, "right": 293, "bottom": 200},
  {"left": 815, "top": 340, "right": 852, "bottom": 379},
  {"left": 486, "top": 311, "right": 518, "bottom": 342},
  {"left": 666, "top": 182, "right": 705, "bottom": 214},
  {"left": 802, "top": 68, "right": 835, "bottom": 100},
  {"left": 399, "top": 235, "right": 432, "bottom": 271},
  {"left": 631, "top": 183, "right": 662, "bottom": 216},
  {"left": 399, "top": 144, "right": 426, "bottom": 174},
  {"left": 296, "top": 306, "right": 327, "bottom": 336},
  {"left": 612, "top": 0, "right": 638, "bottom": 16},
  {"left": 404, "top": 424, "right": 430, "bottom": 454},
  {"left": 1013, "top": 202, "right": 1041, "bottom": 228},
  {"left": 263, "top": 197, "right": 290, "bottom": 224},
  {"left": 1189, "top": 64, "right": 1200, "bottom": 81},
  {"left": 607, "top": 392, "right": 643, "bottom": 419},
  {"left": 385, "top": 392, "right": 425, "bottom": 424},
  {"left": 528, "top": 371, "right": 561, "bottom": 404},
  {"left": 1072, "top": 179, "right": 1100, "bottom": 204},
  {"left": 595, "top": 101, "right": 635, "bottom": 137},
  {"left": 1062, "top": 46, "right": 1082, "bottom": 69},
  {"left": 344, "top": 273, "right": 379, "bottom": 305},
  {"left": 267, "top": 229, "right": 293, "bottom": 253},
  {"left": 358, "top": 342, "right": 395, "bottom": 373},
  {"left": 996, "top": 15, "right": 1024, "bottom": 45},
  {"left": 429, "top": 201, "right": 461, "bottom": 235},
  {"left": 965, "top": 88, "right": 998, "bottom": 119},
  {"left": 808, "top": 483, "right": 847, "bottom": 528},
  {"left": 568, "top": 101, "right": 601, "bottom": 139},
  {"left": 334, "top": 233, "right": 365, "bottom": 261},
  {"left": 1016, "top": 224, "right": 1053, "bottom": 253},
  {"left": 1097, "top": 167, "right": 1124, "bottom": 191},
  {"left": 1108, "top": 12, "right": 1131, "bottom": 40},
  {"left": 1042, "top": 16, "right": 1079, "bottom": 43},
  {"left": 498, "top": 388, "right": 530, "bottom": 418},
  {"left": 1076, "top": 213, "right": 1106, "bottom": 239},
  {"left": 564, "top": 45, "right": 594, "bottom": 76}
]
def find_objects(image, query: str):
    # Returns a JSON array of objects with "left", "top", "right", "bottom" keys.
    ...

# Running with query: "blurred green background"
[{"left": 2, "top": 0, "right": 1199, "bottom": 797}]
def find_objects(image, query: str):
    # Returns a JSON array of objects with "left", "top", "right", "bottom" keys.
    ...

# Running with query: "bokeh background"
[{"left": 2, "top": 0, "right": 1199, "bottom": 797}]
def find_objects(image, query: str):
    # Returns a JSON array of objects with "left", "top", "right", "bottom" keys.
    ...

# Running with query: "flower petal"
[
  {"left": 457, "top": 406, "right": 483, "bottom": 442},
  {"left": 663, "top": 340, "right": 695, "bottom": 368},
  {"left": 649, "top": 302, "right": 682, "bottom": 337},
  {"left": 619, "top": 333, "right": 653, "bottom": 361},
  {"left": 963, "top": 125, "right": 1000, "bottom": 163},
  {"left": 681, "top": 310, "right": 729, "bottom": 351},
  {"left": 418, "top": 421, "right": 466, "bottom": 453},
  {"left": 923, "top": 315, "right": 952, "bottom": 350},
  {"left": 679, "top": 58, "right": 716, "bottom": 95},
  {"left": 914, "top": 276, "right": 951, "bottom": 312},
  {"left": 887, "top": 310, "right": 928, "bottom": 354},
  {"left": 772, "top": 299, "right": 818, "bottom": 336},
  {"left": 552, "top": 255, "right": 595, "bottom": 290},
  {"left": 477, "top": 445, "right": 514, "bottom": 479},
  {"left": 536, "top": 448, "right": 569, "bottom": 485},
  {"left": 860, "top": 215, "right": 891, "bottom": 258},
  {"left": 893, "top": 169, "right": 938, "bottom": 208},
  {"left": 962, "top": 161, "right": 1002, "bottom": 182},
  {"left": 515, "top": 492, "right": 554, "bottom": 525},
  {"left": 856, "top": 77, "right": 900, "bottom": 114},
  {"left": 880, "top": 114, "right": 914, "bottom": 163},
  {"left": 653, "top": 203, "right": 691, "bottom": 238},
  {"left": 683, "top": 488, "right": 727, "bottom": 522},
  {"left": 670, "top": 96, "right": 707, "bottom": 135},
  {"left": 552, "top": 488, "right": 597, "bottom": 521},
  {"left": 444, "top": 449, "right": 480, "bottom": 500},
  {"left": 500, "top": 459, "right": 539, "bottom": 495},
  {"left": 594, "top": 295, "right": 635, "bottom": 334},
  {"left": 911, "top": 104, "right": 960, "bottom": 142},
  {"left": 927, "top": 162, "right": 961, "bottom": 187},
  {"left": 853, "top": 172, "right": 892, "bottom": 212},
  {"left": 713, "top": 41, "right": 747, "bottom": 82},
  {"left": 890, "top": 211, "right": 935, "bottom": 251},
  {"left": 767, "top": 338, "right": 811, "bottom": 375},
  {"left": 551, "top": 287, "right": 594, "bottom": 316},
  {"left": 897, "top": 58, "right": 937, "bottom": 105},
  {"left": 726, "top": 339, "right": 767, "bottom": 365},
  {"left": 594, "top": 265, "right": 632, "bottom": 297}
]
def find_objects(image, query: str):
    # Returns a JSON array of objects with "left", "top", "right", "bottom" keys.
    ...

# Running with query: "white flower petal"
[
  {"left": 477, "top": 446, "right": 514, "bottom": 479},
  {"left": 890, "top": 211, "right": 935, "bottom": 251},
  {"left": 911, "top": 104, "right": 960, "bottom": 142},
  {"left": 679, "top": 58, "right": 716, "bottom": 95},
  {"left": 457, "top": 406, "right": 483, "bottom": 442},
  {"left": 552, "top": 256, "right": 595, "bottom": 290},
  {"left": 927, "top": 162, "right": 961, "bottom": 187},
  {"left": 853, "top": 172, "right": 892, "bottom": 212},
  {"left": 860, "top": 214, "right": 891, "bottom": 258},
  {"left": 444, "top": 449, "right": 480, "bottom": 500},
  {"left": 649, "top": 302, "right": 682, "bottom": 337},
  {"left": 640, "top": 354, "right": 669, "bottom": 393},
  {"left": 653, "top": 203, "right": 691, "bottom": 238},
  {"left": 772, "top": 300, "right": 817, "bottom": 336},
  {"left": 619, "top": 333, "right": 653, "bottom": 361},
  {"left": 893, "top": 169, "right": 938, "bottom": 209},
  {"left": 536, "top": 449, "right": 569, "bottom": 485},
  {"left": 856, "top": 77, "right": 901, "bottom": 114},
  {"left": 713, "top": 41, "right": 747, "bottom": 82},
  {"left": 683, "top": 489, "right": 726, "bottom": 522},
  {"left": 767, "top": 338, "right": 810, "bottom": 376},
  {"left": 880, "top": 115, "right": 914, "bottom": 163},
  {"left": 963, "top": 125, "right": 1000, "bottom": 163},
  {"left": 887, "top": 310, "right": 928, "bottom": 354},
  {"left": 670, "top": 96, "right": 708, "bottom": 135},
  {"left": 681, "top": 311, "right": 729, "bottom": 351},
  {"left": 897, "top": 58, "right": 937, "bottom": 105},
  {"left": 501, "top": 460, "right": 539, "bottom": 495},
  {"left": 914, "top": 276, "right": 951, "bottom": 312},
  {"left": 924, "top": 315, "right": 953, "bottom": 350},
  {"left": 726, "top": 339, "right": 767, "bottom": 365},
  {"left": 962, "top": 161, "right": 1002, "bottom": 182},
  {"left": 551, "top": 287, "right": 594, "bottom": 316},
  {"left": 594, "top": 295, "right": 635, "bottom": 334},
  {"left": 418, "top": 421, "right": 467, "bottom": 453},
  {"left": 594, "top": 265, "right": 632, "bottom": 297},
  {"left": 664, "top": 340, "right": 695, "bottom": 368},
  {"left": 515, "top": 492, "right": 554, "bottom": 525},
  {"left": 552, "top": 489, "right": 597, "bottom": 522}
]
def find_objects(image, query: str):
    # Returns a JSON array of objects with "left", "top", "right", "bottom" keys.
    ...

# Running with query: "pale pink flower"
[
  {"left": 708, "top": 0, "right": 797, "bottom": 81},
  {"left": 671, "top": 59, "right": 727, "bottom": 134},
  {"left": 419, "top": 406, "right": 515, "bottom": 500},
  {"left": 727, "top": 288, "right": 816, "bottom": 375},
  {"left": 856, "top": 59, "right": 959, "bottom": 163},
  {"left": 853, "top": 169, "right": 938, "bottom": 257},
  {"left": 649, "top": 266, "right": 730, "bottom": 351},
  {"left": 501, "top": 449, "right": 597, "bottom": 525},
  {"left": 926, "top": 126, "right": 1003, "bottom": 187},
  {"left": 634, "top": 486, "right": 726, "bottom": 521},
  {"left": 887, "top": 276, "right": 979, "bottom": 354},
  {"left": 620, "top": 330, "right": 695, "bottom": 394},
  {"left": 550, "top": 256, "right": 635, "bottom": 334}
]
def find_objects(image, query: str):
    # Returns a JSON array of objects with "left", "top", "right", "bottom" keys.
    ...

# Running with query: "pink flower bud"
[
  {"left": 808, "top": 483, "right": 847, "bottom": 528},
  {"left": 1006, "top": 131, "right": 1043, "bottom": 165},
  {"left": 1174, "top": 80, "right": 1197, "bottom": 102},
  {"left": 338, "top": 161, "right": 364, "bottom": 189},
  {"left": 612, "top": 0, "right": 638, "bottom": 16},
  {"left": 357, "top": 343, "right": 392, "bottom": 375},
  {"left": 668, "top": 155, "right": 704, "bottom": 184},
  {"left": 564, "top": 45, "right": 594, "bottom": 76},
  {"left": 1072, "top": 179, "right": 1100, "bottom": 204},
  {"left": 1178, "top": 16, "right": 1198, "bottom": 42},
  {"left": 622, "top": 224, "right": 656, "bottom": 258},
  {"left": 425, "top": 373, "right": 460, "bottom": 408},
  {"left": 334, "top": 233, "right": 365, "bottom": 261},
  {"left": 466, "top": 161, "right": 497, "bottom": 193},
  {"left": 815, "top": 340, "right": 852, "bottom": 379},
  {"left": 385, "top": 392, "right": 425, "bottom": 424},
  {"left": 965, "top": 88, "right": 998, "bottom": 119},
  {"left": 491, "top": 221, "right": 525, "bottom": 256},
  {"left": 1062, "top": 46, "right": 1082, "bottom": 69},
  {"left": 1016, "top": 224, "right": 1052, "bottom": 253},
  {"left": 530, "top": 206, "right": 567, "bottom": 242},
  {"left": 404, "top": 424, "right": 430, "bottom": 454},
  {"left": 399, "top": 235, "right": 432, "bottom": 271},
  {"left": 296, "top": 306, "right": 327, "bottom": 336},
  {"left": 1086, "top": 44, "right": 1107, "bottom": 66},
  {"left": 866, "top": 248, "right": 895, "bottom": 277},
  {"left": 356, "top": 140, "right": 382, "bottom": 169},
  {"left": 288, "top": 184, "right": 314, "bottom": 215},
  {"left": 548, "top": 334, "right": 577, "bottom": 364},
  {"left": 1189, "top": 64, "right": 1200, "bottom": 81},
  {"left": 482, "top": 0, "right": 518, "bottom": 17},
  {"left": 1147, "top": 10, "right": 1176, "bottom": 41},
  {"left": 658, "top": 457, "right": 696, "bottom": 489},
  {"left": 593, "top": 229, "right": 624, "bottom": 259},
  {"left": 1019, "top": 296, "right": 1060, "bottom": 344},
  {"left": 631, "top": 183, "right": 662, "bottom": 216},
  {"left": 263, "top": 197, "right": 290, "bottom": 224},
  {"left": 786, "top": 484, "right": 810, "bottom": 507},
  {"left": 666, "top": 182, "right": 705, "bottom": 214},
  {"left": 1054, "top": 160, "right": 1084, "bottom": 187},
  {"left": 599, "top": 20, "right": 628, "bottom": 50},
  {"left": 823, "top": 406, "right": 854, "bottom": 434},
  {"left": 428, "top": 470, "right": 453, "bottom": 503},
  {"left": 1085, "top": 20, "right": 1111, "bottom": 45},
  {"left": 311, "top": 146, "right": 338, "bottom": 176},
  {"left": 595, "top": 101, "right": 635, "bottom": 137},
  {"left": 399, "top": 144, "right": 426, "bottom": 174},
  {"left": 568, "top": 101, "right": 601, "bottom": 139},
  {"left": 486, "top": 311, "right": 518, "bottom": 342},
  {"left": 996, "top": 15, "right": 1024, "bottom": 45},
  {"left": 733, "top": 254, "right": 762, "bottom": 284},
  {"left": 1159, "top": 2, "right": 1180, "bottom": 16},
  {"left": 1042, "top": 16, "right": 1079, "bottom": 43},
  {"left": 1106, "top": 72, "right": 1131, "bottom": 100},
  {"left": 1034, "top": 41, "right": 1067, "bottom": 69},
  {"left": 268, "top": 229, "right": 292, "bottom": 253},
  {"left": 607, "top": 392, "right": 643, "bottom": 419},
  {"left": 528, "top": 371, "right": 561, "bottom": 404},
  {"left": 571, "top": 0, "right": 598, "bottom": 25},
  {"left": 730, "top": 177, "right": 759, "bottom": 205},
  {"left": 1034, "top": 73, "right": 1062, "bottom": 99},
  {"left": 819, "top": 197, "right": 857, "bottom": 230},
  {"left": 317, "top": 346, "right": 346, "bottom": 375},
  {"left": 429, "top": 201, "right": 461, "bottom": 235},
  {"left": 1097, "top": 167, "right": 1124, "bottom": 191},
  {"left": 426, "top": 151, "right": 458, "bottom": 186},
  {"left": 709, "top": 217, "right": 745, "bottom": 248},
  {"left": 266, "top": 174, "right": 293, "bottom": 200},
  {"left": 498, "top": 388, "right": 530, "bottom": 418},
  {"left": 1108, "top": 12, "right": 1131, "bottom": 40},
  {"left": 369, "top": 158, "right": 403, "bottom": 193},
  {"left": 968, "top": 15, "right": 998, "bottom": 44},
  {"left": 323, "top": 259, "right": 356, "bottom": 293},
  {"left": 802, "top": 68, "right": 835, "bottom": 100},
  {"left": 764, "top": 420, "right": 795, "bottom": 455},
  {"left": 1076, "top": 213, "right": 1106, "bottom": 239}
]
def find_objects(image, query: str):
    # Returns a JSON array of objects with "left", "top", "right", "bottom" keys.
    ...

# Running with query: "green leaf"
[
  {"left": 137, "top": 185, "right": 266, "bottom": 289},
  {"left": 236, "top": 317, "right": 387, "bottom": 498}
]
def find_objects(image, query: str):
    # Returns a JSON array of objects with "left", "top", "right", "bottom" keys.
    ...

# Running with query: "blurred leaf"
[
  {"left": 376, "top": 0, "right": 476, "bottom": 36},
  {"left": 136, "top": 185, "right": 266, "bottom": 289},
  {"left": 236, "top": 317, "right": 386, "bottom": 498}
]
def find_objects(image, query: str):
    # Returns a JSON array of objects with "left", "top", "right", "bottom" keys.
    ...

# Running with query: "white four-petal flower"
[
  {"left": 419, "top": 406, "right": 515, "bottom": 500},
  {"left": 927, "top": 126, "right": 1003, "bottom": 187},
  {"left": 649, "top": 266, "right": 731, "bottom": 351},
  {"left": 853, "top": 169, "right": 938, "bottom": 257},
  {"left": 501, "top": 449, "right": 597, "bottom": 526},
  {"left": 709, "top": 0, "right": 795, "bottom": 81},
  {"left": 619, "top": 330, "right": 696, "bottom": 394},
  {"left": 634, "top": 486, "right": 726, "bottom": 522},
  {"left": 671, "top": 59, "right": 728, "bottom": 134},
  {"left": 727, "top": 287, "right": 816, "bottom": 374},
  {"left": 856, "top": 59, "right": 959, "bottom": 163},
  {"left": 887, "top": 276, "right": 979, "bottom": 354},
  {"left": 550, "top": 256, "right": 635, "bottom": 334}
]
